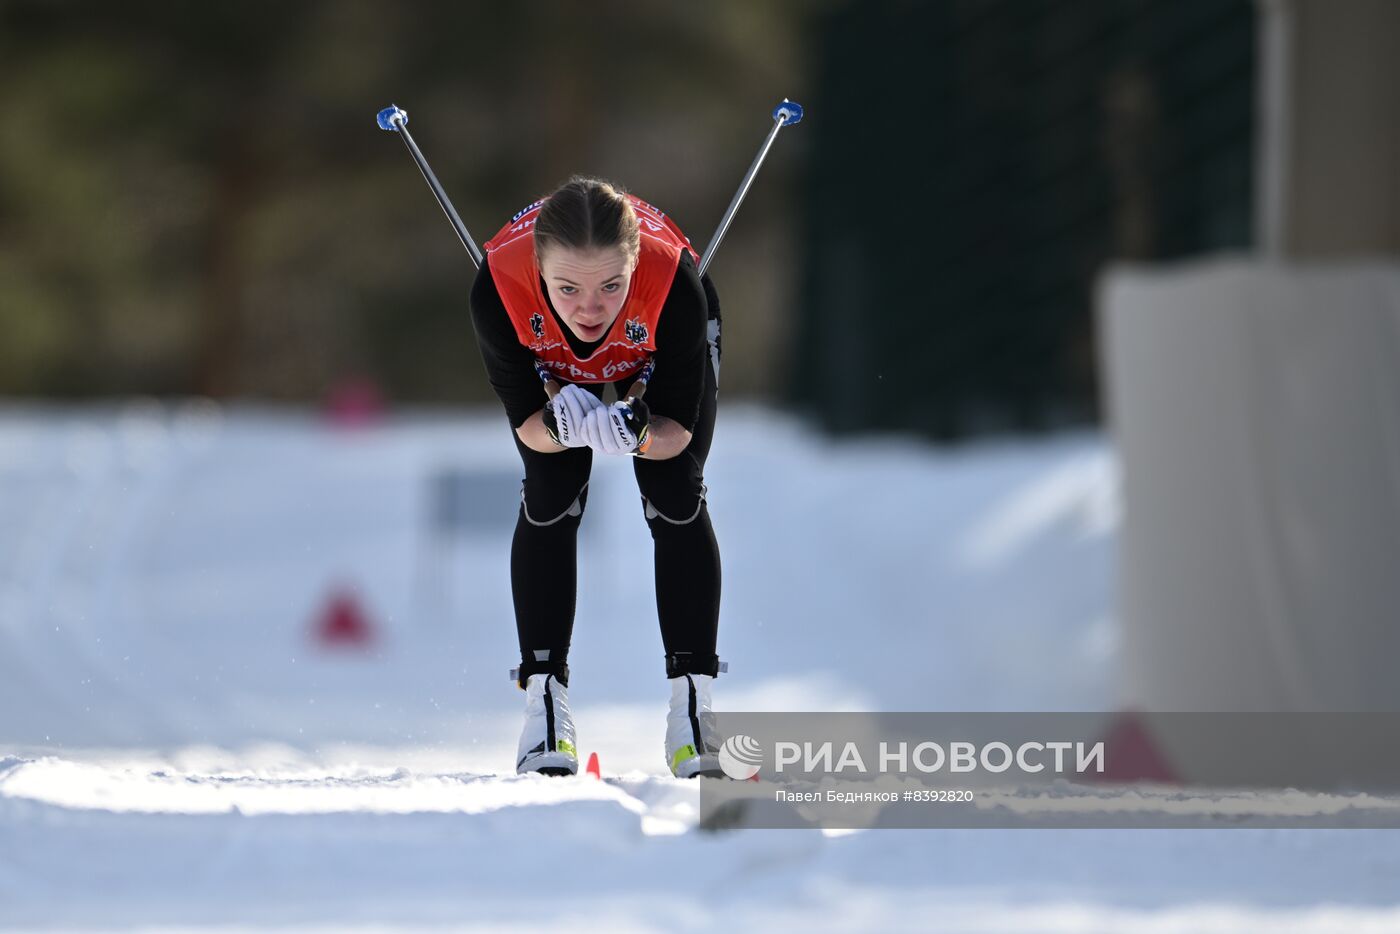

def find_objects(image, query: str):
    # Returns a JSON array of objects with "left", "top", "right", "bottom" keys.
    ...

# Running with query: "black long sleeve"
[
  {"left": 469, "top": 250, "right": 712, "bottom": 431},
  {"left": 469, "top": 256, "right": 542, "bottom": 429}
]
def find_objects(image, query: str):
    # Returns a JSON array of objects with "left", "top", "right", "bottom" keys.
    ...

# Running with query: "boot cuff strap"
[
  {"left": 510, "top": 656, "right": 570, "bottom": 689},
  {"left": 665, "top": 652, "right": 726, "bottom": 679}
]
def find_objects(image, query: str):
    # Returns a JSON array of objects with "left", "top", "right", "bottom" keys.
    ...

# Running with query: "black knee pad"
[
  {"left": 521, "top": 481, "right": 590, "bottom": 527},
  {"left": 640, "top": 483, "right": 707, "bottom": 528}
]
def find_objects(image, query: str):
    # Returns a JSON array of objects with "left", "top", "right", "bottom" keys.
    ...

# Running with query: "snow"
[{"left": 0, "top": 402, "right": 1397, "bottom": 932}]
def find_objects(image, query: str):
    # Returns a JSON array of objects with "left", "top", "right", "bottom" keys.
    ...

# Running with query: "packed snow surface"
[{"left": 1, "top": 403, "right": 1396, "bottom": 932}]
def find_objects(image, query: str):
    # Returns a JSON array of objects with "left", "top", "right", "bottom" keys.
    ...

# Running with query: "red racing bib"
[{"left": 482, "top": 195, "right": 699, "bottom": 383}]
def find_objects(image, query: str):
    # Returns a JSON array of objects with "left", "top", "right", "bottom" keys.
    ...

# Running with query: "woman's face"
[{"left": 538, "top": 245, "right": 636, "bottom": 343}]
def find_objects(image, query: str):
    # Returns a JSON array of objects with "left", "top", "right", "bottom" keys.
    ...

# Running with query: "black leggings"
[{"left": 509, "top": 356, "right": 720, "bottom": 679}]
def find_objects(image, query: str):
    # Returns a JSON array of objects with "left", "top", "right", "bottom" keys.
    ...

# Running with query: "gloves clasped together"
[{"left": 544, "top": 384, "right": 650, "bottom": 456}]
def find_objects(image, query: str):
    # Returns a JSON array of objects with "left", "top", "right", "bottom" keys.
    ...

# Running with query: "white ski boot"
[
  {"left": 516, "top": 673, "right": 578, "bottom": 776},
  {"left": 666, "top": 673, "right": 724, "bottom": 778}
]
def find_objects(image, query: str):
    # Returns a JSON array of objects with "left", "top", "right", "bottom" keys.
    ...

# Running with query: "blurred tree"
[
  {"left": 0, "top": 0, "right": 814, "bottom": 402},
  {"left": 795, "top": 0, "right": 1255, "bottom": 439}
]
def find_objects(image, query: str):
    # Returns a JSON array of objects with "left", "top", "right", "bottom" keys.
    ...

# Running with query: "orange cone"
[
  {"left": 315, "top": 589, "right": 376, "bottom": 648},
  {"left": 1090, "top": 710, "right": 1180, "bottom": 784},
  {"left": 585, "top": 752, "right": 601, "bottom": 779}
]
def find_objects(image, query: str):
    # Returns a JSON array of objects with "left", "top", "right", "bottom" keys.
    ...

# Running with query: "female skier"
[{"left": 469, "top": 176, "right": 725, "bottom": 778}]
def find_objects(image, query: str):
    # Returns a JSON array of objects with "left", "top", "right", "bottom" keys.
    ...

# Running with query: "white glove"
[
  {"left": 582, "top": 401, "right": 649, "bottom": 456},
  {"left": 547, "top": 384, "right": 604, "bottom": 448}
]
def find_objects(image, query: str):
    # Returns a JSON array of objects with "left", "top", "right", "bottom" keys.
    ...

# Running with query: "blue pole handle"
[
  {"left": 772, "top": 99, "right": 803, "bottom": 127},
  {"left": 377, "top": 105, "right": 408, "bottom": 131}
]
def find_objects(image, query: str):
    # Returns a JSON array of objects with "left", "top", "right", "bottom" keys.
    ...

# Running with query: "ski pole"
[
  {"left": 376, "top": 104, "right": 484, "bottom": 269},
  {"left": 626, "top": 98, "right": 800, "bottom": 412},
  {"left": 698, "top": 98, "right": 804, "bottom": 279},
  {"left": 377, "top": 105, "right": 564, "bottom": 396},
  {"left": 378, "top": 103, "right": 584, "bottom": 405}
]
